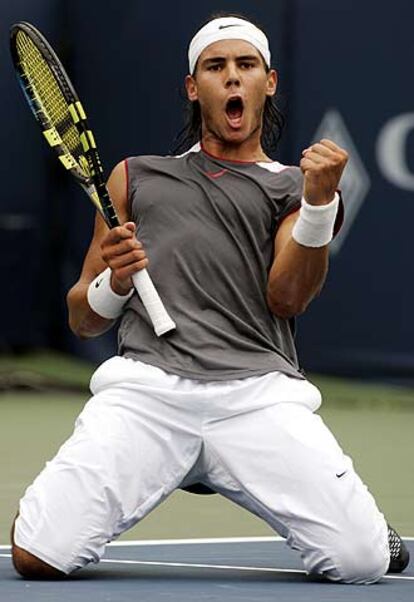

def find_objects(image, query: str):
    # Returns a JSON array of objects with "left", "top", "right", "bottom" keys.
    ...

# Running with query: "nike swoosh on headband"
[{"left": 188, "top": 18, "right": 271, "bottom": 73}]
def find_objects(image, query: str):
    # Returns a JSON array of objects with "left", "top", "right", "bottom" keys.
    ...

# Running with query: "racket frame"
[
  {"left": 10, "top": 22, "right": 118, "bottom": 229},
  {"left": 10, "top": 22, "right": 176, "bottom": 336}
]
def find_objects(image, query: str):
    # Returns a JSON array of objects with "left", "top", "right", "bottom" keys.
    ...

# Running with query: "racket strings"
[{"left": 15, "top": 31, "right": 88, "bottom": 175}]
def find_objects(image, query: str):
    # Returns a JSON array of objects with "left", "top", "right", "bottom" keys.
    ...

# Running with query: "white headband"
[{"left": 188, "top": 17, "right": 271, "bottom": 74}]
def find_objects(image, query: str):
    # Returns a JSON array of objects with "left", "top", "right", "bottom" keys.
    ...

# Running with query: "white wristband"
[
  {"left": 291, "top": 193, "right": 340, "bottom": 248},
  {"left": 87, "top": 267, "right": 134, "bottom": 320}
]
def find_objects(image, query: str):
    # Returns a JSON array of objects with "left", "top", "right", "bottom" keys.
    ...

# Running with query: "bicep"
[{"left": 273, "top": 209, "right": 300, "bottom": 258}]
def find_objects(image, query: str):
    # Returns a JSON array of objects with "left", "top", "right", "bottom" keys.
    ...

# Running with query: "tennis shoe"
[{"left": 387, "top": 524, "right": 410, "bottom": 573}]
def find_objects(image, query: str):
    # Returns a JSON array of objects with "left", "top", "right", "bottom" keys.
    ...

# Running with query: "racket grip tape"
[{"left": 131, "top": 269, "right": 176, "bottom": 336}]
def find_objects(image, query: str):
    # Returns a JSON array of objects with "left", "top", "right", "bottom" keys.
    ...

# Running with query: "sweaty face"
[{"left": 186, "top": 40, "right": 277, "bottom": 148}]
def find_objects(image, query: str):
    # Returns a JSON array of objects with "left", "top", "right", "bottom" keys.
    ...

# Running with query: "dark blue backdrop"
[
  {"left": 290, "top": 0, "right": 414, "bottom": 379},
  {"left": 1, "top": 0, "right": 413, "bottom": 381}
]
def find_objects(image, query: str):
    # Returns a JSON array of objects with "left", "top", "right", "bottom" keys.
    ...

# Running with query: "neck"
[{"left": 201, "top": 131, "right": 271, "bottom": 163}]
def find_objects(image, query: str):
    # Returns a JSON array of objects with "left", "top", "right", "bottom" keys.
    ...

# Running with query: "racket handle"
[{"left": 131, "top": 269, "right": 176, "bottom": 336}]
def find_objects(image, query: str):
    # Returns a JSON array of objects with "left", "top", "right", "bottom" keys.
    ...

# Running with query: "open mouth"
[{"left": 225, "top": 96, "right": 244, "bottom": 127}]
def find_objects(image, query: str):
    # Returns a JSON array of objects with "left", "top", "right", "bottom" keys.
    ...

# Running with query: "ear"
[
  {"left": 266, "top": 69, "right": 278, "bottom": 97},
  {"left": 185, "top": 75, "right": 198, "bottom": 102}
]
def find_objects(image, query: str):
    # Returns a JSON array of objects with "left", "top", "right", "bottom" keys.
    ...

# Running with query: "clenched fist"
[
  {"left": 300, "top": 139, "right": 348, "bottom": 206},
  {"left": 100, "top": 222, "right": 148, "bottom": 295}
]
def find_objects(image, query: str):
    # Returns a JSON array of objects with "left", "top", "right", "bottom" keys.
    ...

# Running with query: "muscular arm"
[
  {"left": 67, "top": 160, "right": 148, "bottom": 338},
  {"left": 267, "top": 139, "right": 348, "bottom": 319},
  {"left": 266, "top": 211, "right": 329, "bottom": 319}
]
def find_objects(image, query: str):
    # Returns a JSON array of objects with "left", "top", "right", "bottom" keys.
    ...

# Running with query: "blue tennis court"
[{"left": 1, "top": 537, "right": 413, "bottom": 601}]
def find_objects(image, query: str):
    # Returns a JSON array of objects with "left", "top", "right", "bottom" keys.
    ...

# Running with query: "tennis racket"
[{"left": 10, "top": 21, "right": 176, "bottom": 337}]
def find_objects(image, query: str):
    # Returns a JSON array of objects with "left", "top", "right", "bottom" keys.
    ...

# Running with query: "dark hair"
[{"left": 172, "top": 12, "right": 285, "bottom": 156}]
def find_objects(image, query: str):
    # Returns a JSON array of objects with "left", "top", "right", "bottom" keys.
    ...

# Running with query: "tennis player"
[{"left": 11, "top": 13, "right": 409, "bottom": 582}]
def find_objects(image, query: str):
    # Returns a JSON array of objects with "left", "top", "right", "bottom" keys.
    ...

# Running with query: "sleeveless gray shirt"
[{"left": 118, "top": 145, "right": 304, "bottom": 381}]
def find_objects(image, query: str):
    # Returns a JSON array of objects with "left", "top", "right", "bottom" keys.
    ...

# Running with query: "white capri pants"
[{"left": 15, "top": 356, "right": 389, "bottom": 582}]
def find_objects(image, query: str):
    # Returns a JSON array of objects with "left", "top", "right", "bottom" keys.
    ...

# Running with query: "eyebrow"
[{"left": 201, "top": 54, "right": 261, "bottom": 66}]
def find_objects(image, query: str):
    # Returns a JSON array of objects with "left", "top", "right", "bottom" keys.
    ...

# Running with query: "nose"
[{"left": 225, "top": 64, "right": 240, "bottom": 88}]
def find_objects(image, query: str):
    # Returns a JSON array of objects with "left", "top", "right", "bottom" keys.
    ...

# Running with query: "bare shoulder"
[{"left": 106, "top": 160, "right": 130, "bottom": 224}]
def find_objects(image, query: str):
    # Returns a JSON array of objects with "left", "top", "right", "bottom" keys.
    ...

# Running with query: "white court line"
[
  {"left": 101, "top": 557, "right": 305, "bottom": 575},
  {"left": 1, "top": 552, "right": 413, "bottom": 582},
  {"left": 108, "top": 536, "right": 284, "bottom": 547},
  {"left": 1, "top": 553, "right": 412, "bottom": 581},
  {"left": 99, "top": 558, "right": 413, "bottom": 581}
]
